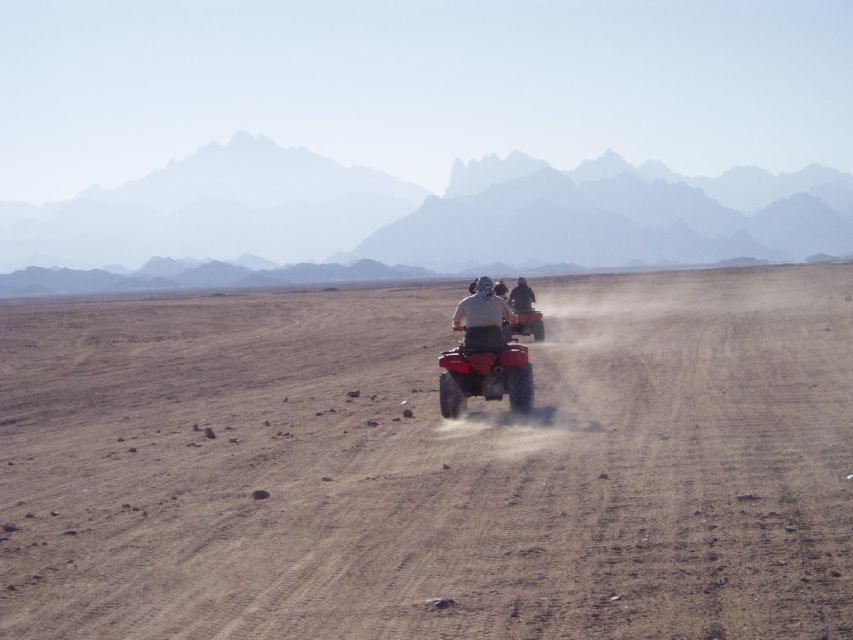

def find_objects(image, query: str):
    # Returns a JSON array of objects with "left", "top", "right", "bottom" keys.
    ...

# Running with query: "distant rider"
[
  {"left": 508, "top": 277, "right": 536, "bottom": 312},
  {"left": 452, "top": 276, "right": 517, "bottom": 351},
  {"left": 493, "top": 278, "right": 508, "bottom": 298}
]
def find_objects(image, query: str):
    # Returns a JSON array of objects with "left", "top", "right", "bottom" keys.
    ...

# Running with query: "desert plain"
[{"left": 1, "top": 264, "right": 851, "bottom": 639}]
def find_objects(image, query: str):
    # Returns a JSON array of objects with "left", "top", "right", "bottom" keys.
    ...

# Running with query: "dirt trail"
[{"left": 1, "top": 265, "right": 851, "bottom": 639}]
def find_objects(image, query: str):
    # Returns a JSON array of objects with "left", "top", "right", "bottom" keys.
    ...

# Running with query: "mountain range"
[{"left": 2, "top": 135, "right": 853, "bottom": 278}]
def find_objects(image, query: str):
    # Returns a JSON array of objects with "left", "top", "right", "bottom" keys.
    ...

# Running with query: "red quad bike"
[
  {"left": 507, "top": 308, "right": 545, "bottom": 342},
  {"left": 438, "top": 330, "right": 534, "bottom": 419}
]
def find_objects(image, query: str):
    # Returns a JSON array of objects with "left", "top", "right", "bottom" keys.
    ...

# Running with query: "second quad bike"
[
  {"left": 506, "top": 308, "right": 545, "bottom": 342},
  {"left": 438, "top": 334, "right": 534, "bottom": 419}
]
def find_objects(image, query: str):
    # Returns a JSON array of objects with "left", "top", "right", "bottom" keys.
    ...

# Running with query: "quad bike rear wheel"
[
  {"left": 439, "top": 372, "right": 467, "bottom": 419},
  {"left": 508, "top": 363, "right": 534, "bottom": 413},
  {"left": 532, "top": 320, "right": 545, "bottom": 342}
]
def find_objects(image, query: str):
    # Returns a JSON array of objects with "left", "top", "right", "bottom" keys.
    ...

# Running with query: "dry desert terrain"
[{"left": 1, "top": 264, "right": 851, "bottom": 639}]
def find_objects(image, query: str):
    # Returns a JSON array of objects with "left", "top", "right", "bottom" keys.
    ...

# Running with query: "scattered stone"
[
  {"left": 252, "top": 490, "right": 270, "bottom": 500},
  {"left": 321, "top": 476, "right": 333, "bottom": 482},
  {"left": 3, "top": 524, "right": 21, "bottom": 533},
  {"left": 785, "top": 524, "right": 799, "bottom": 532},
  {"left": 370, "top": 394, "right": 377, "bottom": 401},
  {"left": 50, "top": 511, "right": 59, "bottom": 517},
  {"left": 599, "top": 473, "right": 609, "bottom": 480},
  {"left": 187, "top": 442, "right": 202, "bottom": 448},
  {"left": 228, "top": 438, "right": 241, "bottom": 444},
  {"left": 117, "top": 437, "right": 125, "bottom": 442},
  {"left": 204, "top": 427, "right": 216, "bottom": 439},
  {"left": 510, "top": 598, "right": 521, "bottom": 618},
  {"left": 128, "top": 447, "right": 137, "bottom": 453},
  {"left": 283, "top": 396, "right": 288, "bottom": 402},
  {"left": 430, "top": 597, "right": 456, "bottom": 610},
  {"left": 559, "top": 511, "right": 568, "bottom": 517},
  {"left": 25, "top": 513, "right": 35, "bottom": 519},
  {"left": 264, "top": 420, "right": 271, "bottom": 426},
  {"left": 7, "top": 585, "right": 15, "bottom": 591},
  {"left": 609, "top": 595, "right": 621, "bottom": 602},
  {"left": 403, "top": 409, "right": 414, "bottom": 418},
  {"left": 32, "top": 574, "right": 43, "bottom": 580},
  {"left": 224, "top": 426, "right": 236, "bottom": 431},
  {"left": 736, "top": 493, "right": 762, "bottom": 501},
  {"left": 0, "top": 537, "right": 9, "bottom": 543},
  {"left": 366, "top": 420, "right": 379, "bottom": 428},
  {"left": 443, "top": 463, "right": 451, "bottom": 470},
  {"left": 132, "top": 507, "right": 140, "bottom": 512},
  {"left": 121, "top": 503, "right": 131, "bottom": 508},
  {"left": 400, "top": 399, "right": 408, "bottom": 405},
  {"left": 193, "top": 424, "right": 200, "bottom": 432},
  {"left": 62, "top": 530, "right": 78, "bottom": 536},
  {"left": 831, "top": 570, "right": 842, "bottom": 577},
  {"left": 347, "top": 390, "right": 360, "bottom": 398},
  {"left": 846, "top": 474, "right": 853, "bottom": 481},
  {"left": 392, "top": 418, "right": 401, "bottom": 422},
  {"left": 315, "top": 412, "right": 324, "bottom": 417}
]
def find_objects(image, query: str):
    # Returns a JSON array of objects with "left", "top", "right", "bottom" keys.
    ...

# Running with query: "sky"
[{"left": 2, "top": 0, "right": 852, "bottom": 203}]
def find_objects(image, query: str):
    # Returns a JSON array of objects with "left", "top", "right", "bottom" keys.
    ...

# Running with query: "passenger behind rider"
[
  {"left": 452, "top": 276, "right": 517, "bottom": 351},
  {"left": 508, "top": 277, "right": 536, "bottom": 312}
]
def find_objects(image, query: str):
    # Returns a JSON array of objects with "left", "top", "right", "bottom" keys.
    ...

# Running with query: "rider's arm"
[
  {"left": 530, "top": 289, "right": 536, "bottom": 303},
  {"left": 452, "top": 300, "right": 466, "bottom": 330}
]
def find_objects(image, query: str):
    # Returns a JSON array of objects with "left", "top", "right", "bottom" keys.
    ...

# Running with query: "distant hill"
[
  {"left": 343, "top": 169, "right": 787, "bottom": 271},
  {"left": 0, "top": 133, "right": 431, "bottom": 273},
  {"left": 0, "top": 258, "right": 440, "bottom": 298},
  {"left": 746, "top": 193, "right": 853, "bottom": 260},
  {"left": 77, "top": 131, "right": 429, "bottom": 210},
  {"left": 445, "top": 151, "right": 550, "bottom": 198}
]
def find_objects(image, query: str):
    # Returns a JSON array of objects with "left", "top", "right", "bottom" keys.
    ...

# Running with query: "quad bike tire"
[
  {"left": 532, "top": 320, "right": 545, "bottom": 342},
  {"left": 439, "top": 372, "right": 467, "bottom": 419},
  {"left": 508, "top": 363, "right": 534, "bottom": 414}
]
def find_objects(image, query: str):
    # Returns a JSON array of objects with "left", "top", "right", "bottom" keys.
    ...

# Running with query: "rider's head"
[
  {"left": 517, "top": 277, "right": 527, "bottom": 286},
  {"left": 477, "top": 276, "right": 493, "bottom": 293}
]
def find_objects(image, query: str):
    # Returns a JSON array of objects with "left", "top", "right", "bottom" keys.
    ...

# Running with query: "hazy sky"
[{"left": 2, "top": 0, "right": 852, "bottom": 203}]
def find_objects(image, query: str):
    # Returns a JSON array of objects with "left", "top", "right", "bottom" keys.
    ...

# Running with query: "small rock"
[
  {"left": 62, "top": 530, "right": 78, "bottom": 536},
  {"left": 204, "top": 427, "right": 216, "bottom": 439},
  {"left": 3, "top": 524, "right": 21, "bottom": 533},
  {"left": 366, "top": 420, "right": 379, "bottom": 428},
  {"left": 430, "top": 597, "right": 456, "bottom": 610},
  {"left": 442, "top": 463, "right": 451, "bottom": 470},
  {"left": 370, "top": 394, "right": 377, "bottom": 400},
  {"left": 24, "top": 513, "right": 35, "bottom": 519},
  {"left": 392, "top": 418, "right": 401, "bottom": 422},
  {"left": 264, "top": 420, "right": 270, "bottom": 426},
  {"left": 609, "top": 595, "right": 621, "bottom": 601},
  {"left": 50, "top": 511, "right": 60, "bottom": 517},
  {"left": 7, "top": 585, "right": 15, "bottom": 591},
  {"left": 187, "top": 442, "right": 202, "bottom": 448},
  {"left": 599, "top": 473, "right": 609, "bottom": 480},
  {"left": 347, "top": 390, "right": 360, "bottom": 398},
  {"left": 785, "top": 524, "right": 799, "bottom": 532},
  {"left": 193, "top": 424, "right": 200, "bottom": 432},
  {"left": 321, "top": 476, "right": 333, "bottom": 482},
  {"left": 252, "top": 490, "right": 270, "bottom": 500},
  {"left": 283, "top": 396, "right": 288, "bottom": 402},
  {"left": 228, "top": 438, "right": 241, "bottom": 444},
  {"left": 831, "top": 570, "right": 842, "bottom": 577},
  {"left": 128, "top": 447, "right": 137, "bottom": 453},
  {"left": 117, "top": 437, "right": 125, "bottom": 442},
  {"left": 559, "top": 511, "right": 568, "bottom": 517},
  {"left": 315, "top": 412, "right": 324, "bottom": 417},
  {"left": 736, "top": 493, "right": 762, "bottom": 501},
  {"left": 121, "top": 503, "right": 131, "bottom": 508},
  {"left": 403, "top": 409, "right": 414, "bottom": 418}
]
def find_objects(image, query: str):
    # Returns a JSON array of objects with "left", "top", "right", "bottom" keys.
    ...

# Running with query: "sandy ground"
[{"left": 1, "top": 264, "right": 851, "bottom": 639}]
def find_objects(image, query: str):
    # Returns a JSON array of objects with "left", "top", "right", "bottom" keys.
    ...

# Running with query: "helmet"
[
  {"left": 477, "top": 276, "right": 493, "bottom": 292},
  {"left": 517, "top": 277, "right": 527, "bottom": 286}
]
